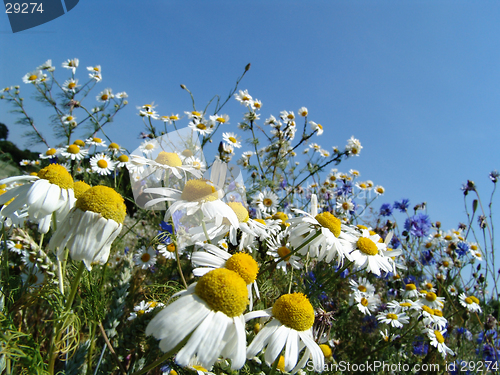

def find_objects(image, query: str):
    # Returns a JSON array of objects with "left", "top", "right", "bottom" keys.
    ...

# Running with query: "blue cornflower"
[
  {"left": 456, "top": 327, "right": 473, "bottom": 341},
  {"left": 337, "top": 181, "right": 353, "bottom": 196},
  {"left": 159, "top": 221, "right": 173, "bottom": 233},
  {"left": 403, "top": 275, "right": 417, "bottom": 285},
  {"left": 379, "top": 203, "right": 393, "bottom": 217},
  {"left": 404, "top": 213, "right": 432, "bottom": 237},
  {"left": 412, "top": 336, "right": 428, "bottom": 356},
  {"left": 420, "top": 249, "right": 435, "bottom": 266},
  {"left": 390, "top": 235, "right": 401, "bottom": 249},
  {"left": 456, "top": 242, "right": 469, "bottom": 257},
  {"left": 393, "top": 199, "right": 410, "bottom": 212}
]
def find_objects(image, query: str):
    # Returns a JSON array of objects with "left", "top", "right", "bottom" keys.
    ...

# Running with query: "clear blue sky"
[{"left": 1, "top": 0, "right": 499, "bottom": 235}]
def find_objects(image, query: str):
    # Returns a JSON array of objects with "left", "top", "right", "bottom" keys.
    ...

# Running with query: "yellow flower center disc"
[
  {"left": 263, "top": 198, "right": 273, "bottom": 207},
  {"left": 109, "top": 142, "right": 119, "bottom": 149},
  {"left": 361, "top": 297, "right": 368, "bottom": 307},
  {"left": 464, "top": 297, "right": 473, "bottom": 304},
  {"left": 273, "top": 212, "right": 289, "bottom": 222},
  {"left": 167, "top": 243, "right": 176, "bottom": 253},
  {"left": 227, "top": 202, "right": 249, "bottom": 223},
  {"left": 75, "top": 185, "right": 126, "bottom": 224},
  {"left": 272, "top": 293, "right": 315, "bottom": 332},
  {"left": 97, "top": 159, "right": 108, "bottom": 169},
  {"left": 195, "top": 268, "right": 248, "bottom": 317},
  {"left": 229, "top": 136, "right": 237, "bottom": 143},
  {"left": 386, "top": 313, "right": 398, "bottom": 320},
  {"left": 358, "top": 285, "right": 367, "bottom": 293},
  {"left": 155, "top": 151, "right": 182, "bottom": 167},
  {"left": 426, "top": 292, "right": 437, "bottom": 302},
  {"left": 46, "top": 148, "right": 57, "bottom": 156},
  {"left": 141, "top": 253, "right": 151, "bottom": 262},
  {"left": 73, "top": 139, "right": 85, "bottom": 147},
  {"left": 422, "top": 305, "right": 434, "bottom": 315},
  {"left": 254, "top": 218, "right": 266, "bottom": 226},
  {"left": 405, "top": 283, "right": 416, "bottom": 291},
  {"left": 29, "top": 74, "right": 38, "bottom": 81},
  {"left": 470, "top": 296, "right": 479, "bottom": 304},
  {"left": 67, "top": 145, "right": 81, "bottom": 154},
  {"left": 434, "top": 330, "right": 445, "bottom": 344},
  {"left": 37, "top": 164, "right": 74, "bottom": 189},
  {"left": 118, "top": 155, "right": 129, "bottom": 162},
  {"left": 196, "top": 123, "right": 207, "bottom": 130},
  {"left": 319, "top": 344, "right": 332, "bottom": 358},
  {"left": 357, "top": 237, "right": 378, "bottom": 256},
  {"left": 181, "top": 149, "right": 194, "bottom": 157},
  {"left": 277, "top": 246, "right": 291, "bottom": 261},
  {"left": 225, "top": 253, "right": 259, "bottom": 284},
  {"left": 181, "top": 179, "right": 219, "bottom": 202},
  {"left": 315, "top": 212, "right": 341, "bottom": 237},
  {"left": 73, "top": 181, "right": 91, "bottom": 199}
]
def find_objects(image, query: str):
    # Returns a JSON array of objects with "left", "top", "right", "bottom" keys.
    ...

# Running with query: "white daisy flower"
[
  {"left": 115, "top": 92, "right": 128, "bottom": 99},
  {"left": 158, "top": 241, "right": 178, "bottom": 260},
  {"left": 139, "top": 139, "right": 158, "bottom": 156},
  {"left": 352, "top": 290, "right": 380, "bottom": 315},
  {"left": 62, "top": 78, "right": 79, "bottom": 93},
  {"left": 37, "top": 59, "right": 54, "bottom": 71},
  {"left": 90, "top": 153, "right": 116, "bottom": 176},
  {"left": 96, "top": 88, "right": 113, "bottom": 102},
  {"left": 419, "top": 291, "right": 445, "bottom": 310},
  {"left": 60, "top": 144, "right": 88, "bottom": 161},
  {"left": 266, "top": 232, "right": 303, "bottom": 273},
  {"left": 348, "top": 229, "right": 394, "bottom": 276},
  {"left": 459, "top": 293, "right": 482, "bottom": 313},
  {"left": 146, "top": 268, "right": 248, "bottom": 370},
  {"left": 19, "top": 160, "right": 31, "bottom": 167},
  {"left": 401, "top": 283, "right": 420, "bottom": 299},
  {"left": 209, "top": 114, "right": 230, "bottom": 124},
  {"left": 469, "top": 244, "right": 483, "bottom": 260},
  {"left": 116, "top": 154, "right": 131, "bottom": 169},
  {"left": 189, "top": 119, "right": 213, "bottom": 136},
  {"left": 349, "top": 277, "right": 376, "bottom": 296},
  {"left": 86, "top": 137, "right": 107, "bottom": 147},
  {"left": 134, "top": 246, "right": 157, "bottom": 269},
  {"left": 287, "top": 208, "right": 356, "bottom": 265},
  {"left": 427, "top": 329, "right": 454, "bottom": 358},
  {"left": 222, "top": 132, "right": 242, "bottom": 148},
  {"left": 245, "top": 293, "right": 324, "bottom": 374},
  {"left": 280, "top": 110, "right": 295, "bottom": 122},
  {"left": 447, "top": 285, "right": 458, "bottom": 296},
  {"left": 21, "top": 266, "right": 45, "bottom": 288},
  {"left": 22, "top": 70, "right": 45, "bottom": 84},
  {"left": 49, "top": 186, "right": 125, "bottom": 270},
  {"left": 138, "top": 103, "right": 160, "bottom": 119},
  {"left": 6, "top": 240, "right": 25, "bottom": 254},
  {"left": 419, "top": 305, "right": 447, "bottom": 330},
  {"left": 374, "top": 185, "right": 385, "bottom": 195},
  {"left": 39, "top": 148, "right": 59, "bottom": 160},
  {"left": 252, "top": 189, "right": 279, "bottom": 215},
  {"left": 336, "top": 195, "right": 354, "bottom": 215},
  {"left": 376, "top": 310, "right": 409, "bottom": 328},
  {"left": 309, "top": 121, "right": 323, "bottom": 136},
  {"left": 62, "top": 58, "right": 79, "bottom": 73},
  {"left": 150, "top": 151, "right": 202, "bottom": 180},
  {"left": 0, "top": 164, "right": 75, "bottom": 234},
  {"left": 107, "top": 142, "right": 125, "bottom": 155},
  {"left": 298, "top": 107, "right": 308, "bottom": 117},
  {"left": 234, "top": 89, "right": 253, "bottom": 106},
  {"left": 191, "top": 243, "right": 260, "bottom": 310},
  {"left": 345, "top": 136, "right": 362, "bottom": 156}
]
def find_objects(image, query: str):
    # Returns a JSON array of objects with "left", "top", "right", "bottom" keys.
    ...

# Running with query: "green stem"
[
  {"left": 201, "top": 220, "right": 212, "bottom": 244},
  {"left": 269, "top": 355, "right": 280, "bottom": 375}
]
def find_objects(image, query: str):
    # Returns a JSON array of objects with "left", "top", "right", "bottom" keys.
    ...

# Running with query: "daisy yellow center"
[
  {"left": 342, "top": 202, "right": 350, "bottom": 210},
  {"left": 73, "top": 181, "right": 91, "bottom": 199},
  {"left": 192, "top": 365, "right": 207, "bottom": 372},
  {"left": 97, "top": 159, "right": 108, "bottom": 168},
  {"left": 75, "top": 186, "right": 126, "bottom": 224},
  {"left": 443, "top": 261, "right": 449, "bottom": 267},
  {"left": 28, "top": 74, "right": 38, "bottom": 81},
  {"left": 192, "top": 111, "right": 202, "bottom": 117},
  {"left": 67, "top": 145, "right": 81, "bottom": 154},
  {"left": 464, "top": 297, "right": 473, "bottom": 304},
  {"left": 470, "top": 296, "right": 479, "bottom": 304},
  {"left": 101, "top": 94, "right": 108, "bottom": 100},
  {"left": 228, "top": 136, "right": 237, "bottom": 143},
  {"left": 361, "top": 297, "right": 369, "bottom": 306},
  {"left": 196, "top": 123, "right": 207, "bottom": 130},
  {"left": 273, "top": 212, "right": 289, "bottom": 222},
  {"left": 386, "top": 313, "right": 398, "bottom": 320},
  {"left": 319, "top": 344, "right": 332, "bottom": 358},
  {"left": 170, "top": 115, "right": 179, "bottom": 120},
  {"left": 46, "top": 148, "right": 57, "bottom": 156},
  {"left": 141, "top": 253, "right": 151, "bottom": 262},
  {"left": 434, "top": 309, "right": 443, "bottom": 316},
  {"left": 357, "top": 237, "right": 378, "bottom": 256},
  {"left": 254, "top": 323, "right": 261, "bottom": 334},
  {"left": 400, "top": 302, "right": 412, "bottom": 308},
  {"left": 277, "top": 246, "right": 291, "bottom": 261},
  {"left": 277, "top": 356, "right": 285, "bottom": 372},
  {"left": 181, "top": 149, "right": 194, "bottom": 157},
  {"left": 74, "top": 139, "right": 85, "bottom": 147},
  {"left": 145, "top": 144, "right": 155, "bottom": 150},
  {"left": 68, "top": 82, "right": 76, "bottom": 89},
  {"left": 109, "top": 143, "right": 119, "bottom": 149},
  {"left": 425, "top": 242, "right": 433, "bottom": 248},
  {"left": 426, "top": 292, "right": 437, "bottom": 302},
  {"left": 167, "top": 243, "right": 176, "bottom": 253},
  {"left": 155, "top": 152, "right": 182, "bottom": 167},
  {"left": 272, "top": 293, "right": 315, "bottom": 332},
  {"left": 217, "top": 117, "right": 226, "bottom": 123},
  {"left": 225, "top": 253, "right": 259, "bottom": 284},
  {"left": 405, "top": 283, "right": 416, "bottom": 291},
  {"left": 118, "top": 155, "right": 129, "bottom": 162},
  {"left": 194, "top": 268, "right": 248, "bottom": 317},
  {"left": 434, "top": 330, "right": 445, "bottom": 344},
  {"left": 425, "top": 283, "right": 433, "bottom": 290},
  {"left": 475, "top": 252, "right": 482, "bottom": 257},
  {"left": 254, "top": 218, "right": 266, "bottom": 226},
  {"left": 422, "top": 305, "right": 434, "bottom": 315},
  {"left": 30, "top": 172, "right": 38, "bottom": 176},
  {"left": 263, "top": 198, "right": 274, "bottom": 207},
  {"left": 181, "top": 179, "right": 219, "bottom": 202},
  {"left": 315, "top": 212, "right": 341, "bottom": 237},
  {"left": 169, "top": 370, "right": 178, "bottom": 375},
  {"left": 376, "top": 187, "right": 384, "bottom": 194},
  {"left": 471, "top": 245, "right": 478, "bottom": 250},
  {"left": 37, "top": 164, "right": 74, "bottom": 189},
  {"left": 15, "top": 244, "right": 23, "bottom": 250},
  {"left": 444, "top": 235, "right": 452, "bottom": 241},
  {"left": 359, "top": 183, "right": 367, "bottom": 188},
  {"left": 358, "top": 285, "right": 367, "bottom": 293},
  {"left": 227, "top": 202, "right": 249, "bottom": 223}
]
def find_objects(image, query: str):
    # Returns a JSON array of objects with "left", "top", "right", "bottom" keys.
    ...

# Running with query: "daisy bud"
[{"left": 245, "top": 63, "right": 251, "bottom": 71}]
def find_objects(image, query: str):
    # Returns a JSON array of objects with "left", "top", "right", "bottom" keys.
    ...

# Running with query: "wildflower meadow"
[{"left": 0, "top": 58, "right": 499, "bottom": 375}]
